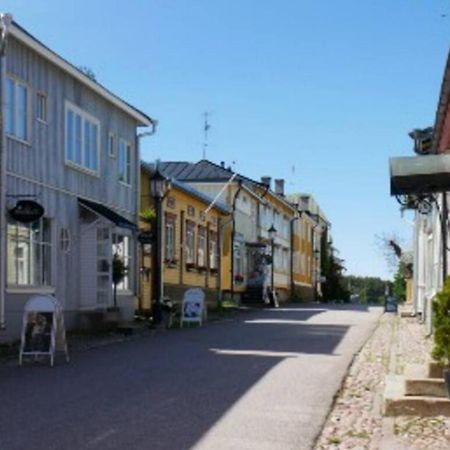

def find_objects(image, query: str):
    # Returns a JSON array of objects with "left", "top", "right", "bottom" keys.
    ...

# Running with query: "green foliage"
[
  {"left": 321, "top": 236, "right": 350, "bottom": 302},
  {"left": 432, "top": 277, "right": 450, "bottom": 367},
  {"left": 112, "top": 254, "right": 127, "bottom": 284},
  {"left": 344, "top": 275, "right": 391, "bottom": 304},
  {"left": 392, "top": 263, "right": 407, "bottom": 303},
  {"left": 140, "top": 207, "right": 156, "bottom": 223}
]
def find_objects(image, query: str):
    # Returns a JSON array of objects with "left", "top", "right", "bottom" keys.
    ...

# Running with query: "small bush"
[{"left": 432, "top": 277, "right": 450, "bottom": 367}]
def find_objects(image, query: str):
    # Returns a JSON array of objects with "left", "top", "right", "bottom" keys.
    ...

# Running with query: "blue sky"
[{"left": 3, "top": 0, "right": 449, "bottom": 278}]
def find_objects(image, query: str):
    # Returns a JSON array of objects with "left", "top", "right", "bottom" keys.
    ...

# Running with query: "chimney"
[
  {"left": 220, "top": 161, "right": 225, "bottom": 168},
  {"left": 261, "top": 176, "right": 271, "bottom": 189},
  {"left": 274, "top": 179, "right": 285, "bottom": 196}
]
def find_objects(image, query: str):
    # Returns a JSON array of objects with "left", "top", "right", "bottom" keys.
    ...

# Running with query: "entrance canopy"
[
  {"left": 389, "top": 153, "right": 450, "bottom": 196},
  {"left": 78, "top": 198, "right": 137, "bottom": 230}
]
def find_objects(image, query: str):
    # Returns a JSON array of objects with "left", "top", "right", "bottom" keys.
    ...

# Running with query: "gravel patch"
[{"left": 314, "top": 306, "right": 450, "bottom": 450}]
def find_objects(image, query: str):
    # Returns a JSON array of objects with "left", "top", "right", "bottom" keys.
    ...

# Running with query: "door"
[{"left": 96, "top": 226, "right": 112, "bottom": 308}]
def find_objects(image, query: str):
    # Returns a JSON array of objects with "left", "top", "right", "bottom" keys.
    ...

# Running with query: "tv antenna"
[{"left": 202, "top": 111, "right": 211, "bottom": 159}]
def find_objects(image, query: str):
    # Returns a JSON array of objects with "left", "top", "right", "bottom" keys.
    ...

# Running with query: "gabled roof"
[
  {"left": 156, "top": 159, "right": 296, "bottom": 212},
  {"left": 5, "top": 20, "right": 154, "bottom": 126},
  {"left": 141, "top": 162, "right": 230, "bottom": 214}
]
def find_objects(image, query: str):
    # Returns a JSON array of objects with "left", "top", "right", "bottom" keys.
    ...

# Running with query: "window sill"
[
  {"left": 6, "top": 135, "right": 31, "bottom": 147},
  {"left": 36, "top": 119, "right": 48, "bottom": 125},
  {"left": 119, "top": 180, "right": 132, "bottom": 188},
  {"left": 6, "top": 286, "right": 55, "bottom": 295},
  {"left": 65, "top": 161, "right": 100, "bottom": 178}
]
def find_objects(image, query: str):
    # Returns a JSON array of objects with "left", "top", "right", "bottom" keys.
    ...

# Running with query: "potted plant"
[
  {"left": 234, "top": 273, "right": 244, "bottom": 283},
  {"left": 431, "top": 277, "right": 450, "bottom": 397},
  {"left": 106, "top": 254, "right": 127, "bottom": 323}
]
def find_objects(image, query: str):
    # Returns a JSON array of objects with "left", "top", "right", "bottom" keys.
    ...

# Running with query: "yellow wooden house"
[{"left": 139, "top": 163, "right": 230, "bottom": 312}]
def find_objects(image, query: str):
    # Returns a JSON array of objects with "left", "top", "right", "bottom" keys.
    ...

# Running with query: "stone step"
[
  {"left": 405, "top": 378, "right": 447, "bottom": 398},
  {"left": 384, "top": 375, "right": 450, "bottom": 417}
]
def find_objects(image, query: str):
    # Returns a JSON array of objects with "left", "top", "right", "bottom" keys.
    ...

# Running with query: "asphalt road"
[{"left": 0, "top": 304, "right": 382, "bottom": 450}]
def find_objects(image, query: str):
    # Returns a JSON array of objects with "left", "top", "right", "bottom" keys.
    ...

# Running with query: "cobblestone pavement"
[{"left": 314, "top": 308, "right": 450, "bottom": 450}]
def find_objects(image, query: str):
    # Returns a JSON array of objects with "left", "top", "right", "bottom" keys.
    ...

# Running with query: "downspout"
[
  {"left": 135, "top": 120, "right": 157, "bottom": 309},
  {"left": 0, "top": 13, "right": 13, "bottom": 330},
  {"left": 290, "top": 211, "right": 300, "bottom": 300},
  {"left": 230, "top": 180, "right": 243, "bottom": 303}
]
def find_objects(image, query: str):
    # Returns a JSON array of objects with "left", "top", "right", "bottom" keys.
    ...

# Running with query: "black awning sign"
[
  {"left": 138, "top": 231, "right": 154, "bottom": 244},
  {"left": 9, "top": 200, "right": 44, "bottom": 223}
]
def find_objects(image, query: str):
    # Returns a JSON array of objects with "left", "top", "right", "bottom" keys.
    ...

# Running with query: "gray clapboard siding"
[{"left": 5, "top": 37, "right": 138, "bottom": 220}]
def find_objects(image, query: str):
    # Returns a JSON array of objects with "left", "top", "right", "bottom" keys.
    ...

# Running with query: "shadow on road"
[{"left": 0, "top": 306, "right": 351, "bottom": 450}]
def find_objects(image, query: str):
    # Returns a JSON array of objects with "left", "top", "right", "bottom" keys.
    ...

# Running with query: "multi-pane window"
[
  {"left": 185, "top": 221, "right": 196, "bottom": 264},
  {"left": 65, "top": 103, "right": 99, "bottom": 172},
  {"left": 112, "top": 234, "right": 131, "bottom": 291},
  {"left": 197, "top": 226, "right": 206, "bottom": 267},
  {"left": 165, "top": 215, "right": 176, "bottom": 262},
  {"left": 234, "top": 242, "right": 243, "bottom": 281},
  {"left": 209, "top": 231, "right": 218, "bottom": 270},
  {"left": 36, "top": 92, "right": 47, "bottom": 122},
  {"left": 7, "top": 218, "right": 52, "bottom": 286},
  {"left": 5, "top": 77, "right": 29, "bottom": 141},
  {"left": 118, "top": 139, "right": 131, "bottom": 184}
]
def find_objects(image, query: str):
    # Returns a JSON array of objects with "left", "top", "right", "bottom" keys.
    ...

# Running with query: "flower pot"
[{"left": 444, "top": 368, "right": 450, "bottom": 399}]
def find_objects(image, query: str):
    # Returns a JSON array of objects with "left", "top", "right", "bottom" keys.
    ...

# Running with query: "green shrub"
[{"left": 432, "top": 277, "right": 450, "bottom": 367}]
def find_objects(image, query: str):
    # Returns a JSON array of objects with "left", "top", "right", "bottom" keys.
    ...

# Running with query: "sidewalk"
[{"left": 314, "top": 307, "right": 450, "bottom": 450}]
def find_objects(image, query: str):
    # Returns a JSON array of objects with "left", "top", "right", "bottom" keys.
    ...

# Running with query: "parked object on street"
[
  {"left": 19, "top": 295, "right": 69, "bottom": 367},
  {"left": 180, "top": 288, "right": 205, "bottom": 327},
  {"left": 385, "top": 296, "right": 398, "bottom": 313}
]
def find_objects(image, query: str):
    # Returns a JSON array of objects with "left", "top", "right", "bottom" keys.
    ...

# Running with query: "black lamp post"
[
  {"left": 149, "top": 165, "right": 171, "bottom": 323},
  {"left": 268, "top": 224, "right": 277, "bottom": 299}
]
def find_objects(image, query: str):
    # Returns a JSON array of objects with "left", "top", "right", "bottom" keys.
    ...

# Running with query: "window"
[
  {"left": 234, "top": 242, "right": 243, "bottom": 280},
  {"left": 209, "top": 231, "right": 218, "bottom": 269},
  {"left": 197, "top": 226, "right": 206, "bottom": 267},
  {"left": 165, "top": 215, "right": 176, "bottom": 262},
  {"left": 65, "top": 102, "right": 99, "bottom": 173},
  {"left": 185, "top": 221, "right": 196, "bottom": 264},
  {"left": 118, "top": 139, "right": 131, "bottom": 184},
  {"left": 36, "top": 92, "right": 47, "bottom": 122},
  {"left": 112, "top": 234, "right": 131, "bottom": 291},
  {"left": 187, "top": 205, "right": 195, "bottom": 217},
  {"left": 7, "top": 218, "right": 52, "bottom": 286},
  {"left": 108, "top": 133, "right": 116, "bottom": 158},
  {"left": 167, "top": 196, "right": 176, "bottom": 209},
  {"left": 5, "top": 77, "right": 29, "bottom": 141}
]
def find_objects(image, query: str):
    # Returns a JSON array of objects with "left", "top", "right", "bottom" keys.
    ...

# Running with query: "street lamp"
[
  {"left": 268, "top": 224, "right": 277, "bottom": 304},
  {"left": 149, "top": 165, "right": 171, "bottom": 323}
]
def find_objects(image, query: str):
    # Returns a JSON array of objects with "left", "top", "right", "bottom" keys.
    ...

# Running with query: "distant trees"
[
  {"left": 344, "top": 275, "right": 391, "bottom": 304},
  {"left": 321, "top": 237, "right": 350, "bottom": 302}
]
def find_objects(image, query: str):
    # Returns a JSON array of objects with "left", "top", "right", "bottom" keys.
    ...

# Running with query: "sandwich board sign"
[
  {"left": 19, "top": 295, "right": 69, "bottom": 367},
  {"left": 180, "top": 288, "right": 205, "bottom": 327}
]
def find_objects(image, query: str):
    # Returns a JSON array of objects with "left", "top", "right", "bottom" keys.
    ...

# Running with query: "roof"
[
  {"left": 155, "top": 159, "right": 296, "bottom": 212},
  {"left": 433, "top": 49, "right": 450, "bottom": 152},
  {"left": 141, "top": 162, "right": 230, "bottom": 214},
  {"left": 5, "top": 20, "right": 154, "bottom": 127},
  {"left": 78, "top": 198, "right": 137, "bottom": 230}
]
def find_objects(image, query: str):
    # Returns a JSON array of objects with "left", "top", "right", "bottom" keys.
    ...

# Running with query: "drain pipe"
[
  {"left": 230, "top": 181, "right": 243, "bottom": 304},
  {"left": 0, "top": 13, "right": 13, "bottom": 330},
  {"left": 134, "top": 120, "right": 157, "bottom": 308},
  {"left": 289, "top": 209, "right": 300, "bottom": 300}
]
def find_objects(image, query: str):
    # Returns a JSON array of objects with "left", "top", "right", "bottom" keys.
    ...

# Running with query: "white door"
[{"left": 96, "top": 226, "right": 112, "bottom": 308}]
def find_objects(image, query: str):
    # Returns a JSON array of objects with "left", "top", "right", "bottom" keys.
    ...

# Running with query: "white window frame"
[
  {"left": 197, "top": 226, "right": 206, "bottom": 268},
  {"left": 36, "top": 91, "right": 48, "bottom": 123},
  {"left": 5, "top": 75, "right": 31, "bottom": 143},
  {"left": 65, "top": 101, "right": 100, "bottom": 175},
  {"left": 118, "top": 138, "right": 132, "bottom": 185},
  {"left": 165, "top": 217, "right": 176, "bottom": 262},
  {"left": 108, "top": 132, "right": 116, "bottom": 158},
  {"left": 7, "top": 218, "right": 53, "bottom": 287},
  {"left": 185, "top": 221, "right": 196, "bottom": 264},
  {"left": 112, "top": 233, "right": 132, "bottom": 292},
  {"left": 209, "top": 230, "right": 218, "bottom": 269}
]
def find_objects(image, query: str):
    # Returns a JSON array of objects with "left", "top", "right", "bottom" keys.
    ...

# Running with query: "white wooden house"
[{"left": 0, "top": 19, "right": 155, "bottom": 339}]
